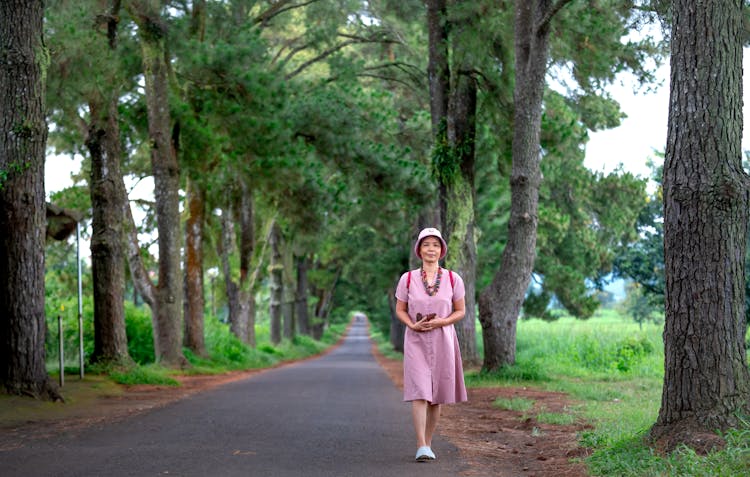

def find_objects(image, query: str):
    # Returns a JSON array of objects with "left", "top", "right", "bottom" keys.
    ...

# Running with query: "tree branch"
[
  {"left": 284, "top": 39, "right": 361, "bottom": 80},
  {"left": 537, "top": 0, "right": 574, "bottom": 31},
  {"left": 124, "top": 200, "right": 155, "bottom": 307},
  {"left": 270, "top": 34, "right": 306, "bottom": 65},
  {"left": 284, "top": 33, "right": 400, "bottom": 80},
  {"left": 253, "top": 0, "right": 322, "bottom": 26}
]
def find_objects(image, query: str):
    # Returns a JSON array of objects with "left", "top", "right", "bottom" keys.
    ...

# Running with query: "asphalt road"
[{"left": 1, "top": 315, "right": 467, "bottom": 476}]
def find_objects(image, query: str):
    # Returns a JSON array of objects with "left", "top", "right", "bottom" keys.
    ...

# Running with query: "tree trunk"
[
  {"left": 295, "top": 254, "right": 311, "bottom": 336},
  {"left": 86, "top": 92, "right": 131, "bottom": 366},
  {"left": 129, "top": 0, "right": 185, "bottom": 366},
  {"left": 427, "top": 0, "right": 478, "bottom": 363},
  {"left": 183, "top": 178, "right": 207, "bottom": 356},
  {"left": 282, "top": 247, "right": 295, "bottom": 341},
  {"left": 269, "top": 220, "right": 283, "bottom": 344},
  {"left": 444, "top": 7, "right": 479, "bottom": 364},
  {"left": 283, "top": 285, "right": 295, "bottom": 341},
  {"left": 388, "top": 289, "right": 404, "bottom": 352},
  {"left": 220, "top": 209, "right": 248, "bottom": 342},
  {"left": 478, "top": 1, "right": 563, "bottom": 371},
  {"left": 426, "top": 0, "right": 450, "bottom": 224},
  {"left": 0, "top": 0, "right": 60, "bottom": 400},
  {"left": 238, "top": 178, "right": 256, "bottom": 346},
  {"left": 83, "top": 0, "right": 130, "bottom": 366},
  {"left": 650, "top": 0, "right": 750, "bottom": 451},
  {"left": 181, "top": 0, "right": 207, "bottom": 357}
]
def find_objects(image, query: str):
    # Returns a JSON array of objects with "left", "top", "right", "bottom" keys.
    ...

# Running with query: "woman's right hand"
[{"left": 411, "top": 316, "right": 430, "bottom": 332}]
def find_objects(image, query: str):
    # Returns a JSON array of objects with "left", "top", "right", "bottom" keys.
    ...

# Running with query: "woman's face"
[{"left": 419, "top": 237, "right": 443, "bottom": 262}]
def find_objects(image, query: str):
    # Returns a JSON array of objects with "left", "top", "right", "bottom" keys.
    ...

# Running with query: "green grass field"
[{"left": 462, "top": 308, "right": 750, "bottom": 477}]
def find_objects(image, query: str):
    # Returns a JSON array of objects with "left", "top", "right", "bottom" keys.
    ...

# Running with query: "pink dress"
[{"left": 395, "top": 268, "right": 468, "bottom": 404}]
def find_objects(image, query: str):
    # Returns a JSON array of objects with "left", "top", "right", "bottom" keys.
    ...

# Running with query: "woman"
[{"left": 394, "top": 227, "right": 468, "bottom": 462}]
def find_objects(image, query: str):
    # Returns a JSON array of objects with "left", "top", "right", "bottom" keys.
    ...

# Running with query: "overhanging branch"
[{"left": 537, "top": 0, "right": 573, "bottom": 31}]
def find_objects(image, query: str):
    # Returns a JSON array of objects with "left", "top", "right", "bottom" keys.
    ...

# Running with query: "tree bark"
[
  {"left": 269, "top": 220, "right": 283, "bottom": 344},
  {"left": 181, "top": 0, "right": 208, "bottom": 357},
  {"left": 295, "top": 254, "right": 311, "bottom": 336},
  {"left": 426, "top": 0, "right": 478, "bottom": 363},
  {"left": 0, "top": 0, "right": 61, "bottom": 400},
  {"left": 388, "top": 288, "right": 404, "bottom": 352},
  {"left": 128, "top": 0, "right": 185, "bottom": 366},
  {"left": 218, "top": 182, "right": 257, "bottom": 346},
  {"left": 283, "top": 283, "right": 295, "bottom": 341},
  {"left": 239, "top": 178, "right": 256, "bottom": 346},
  {"left": 86, "top": 93, "right": 131, "bottom": 366},
  {"left": 183, "top": 177, "right": 207, "bottom": 356},
  {"left": 426, "top": 0, "right": 450, "bottom": 224},
  {"left": 220, "top": 208, "right": 248, "bottom": 343},
  {"left": 444, "top": 5, "right": 479, "bottom": 364},
  {"left": 85, "top": 1, "right": 131, "bottom": 366},
  {"left": 651, "top": 0, "right": 750, "bottom": 450},
  {"left": 478, "top": 0, "right": 566, "bottom": 371}
]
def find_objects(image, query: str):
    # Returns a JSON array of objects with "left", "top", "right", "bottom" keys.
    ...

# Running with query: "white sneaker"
[
  {"left": 415, "top": 446, "right": 432, "bottom": 461},
  {"left": 415, "top": 446, "right": 435, "bottom": 461}
]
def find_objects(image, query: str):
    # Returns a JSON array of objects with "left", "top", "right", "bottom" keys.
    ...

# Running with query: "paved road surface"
[{"left": 1, "top": 315, "right": 467, "bottom": 476}]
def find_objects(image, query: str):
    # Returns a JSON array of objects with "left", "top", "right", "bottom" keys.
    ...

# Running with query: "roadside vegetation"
[
  {"left": 45, "top": 294, "right": 348, "bottom": 387},
  {"left": 371, "top": 307, "right": 750, "bottom": 477}
]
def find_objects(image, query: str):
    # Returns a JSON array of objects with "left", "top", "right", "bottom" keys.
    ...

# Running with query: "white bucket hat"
[{"left": 413, "top": 227, "right": 448, "bottom": 260}]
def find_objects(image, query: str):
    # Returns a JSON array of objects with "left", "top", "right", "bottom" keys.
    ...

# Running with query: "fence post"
[
  {"left": 58, "top": 314, "right": 64, "bottom": 387},
  {"left": 76, "top": 222, "right": 84, "bottom": 379}
]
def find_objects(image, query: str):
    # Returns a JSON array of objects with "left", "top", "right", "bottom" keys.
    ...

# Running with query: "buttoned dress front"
[{"left": 395, "top": 268, "right": 468, "bottom": 405}]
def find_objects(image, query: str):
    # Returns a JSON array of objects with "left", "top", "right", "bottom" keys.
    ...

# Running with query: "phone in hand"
[{"left": 416, "top": 313, "right": 436, "bottom": 322}]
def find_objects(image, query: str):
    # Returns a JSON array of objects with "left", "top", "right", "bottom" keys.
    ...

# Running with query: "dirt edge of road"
[{"left": 370, "top": 342, "right": 592, "bottom": 477}]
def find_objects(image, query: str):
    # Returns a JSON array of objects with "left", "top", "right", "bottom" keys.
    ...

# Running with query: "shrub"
[{"left": 124, "top": 303, "right": 155, "bottom": 364}]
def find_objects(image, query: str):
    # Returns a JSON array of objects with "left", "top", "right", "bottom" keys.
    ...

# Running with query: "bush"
[{"left": 124, "top": 303, "right": 155, "bottom": 364}]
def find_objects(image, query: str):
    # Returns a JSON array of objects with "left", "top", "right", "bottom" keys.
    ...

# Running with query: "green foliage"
[
  {"left": 619, "top": 281, "right": 663, "bottom": 327},
  {"left": 123, "top": 303, "right": 155, "bottom": 365}
]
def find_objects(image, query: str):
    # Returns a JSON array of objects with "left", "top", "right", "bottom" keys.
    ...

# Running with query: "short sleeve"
[
  {"left": 450, "top": 271, "right": 466, "bottom": 301},
  {"left": 395, "top": 271, "right": 410, "bottom": 302}
]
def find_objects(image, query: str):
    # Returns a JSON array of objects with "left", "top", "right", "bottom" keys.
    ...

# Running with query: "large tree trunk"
[
  {"left": 269, "top": 220, "right": 283, "bottom": 344},
  {"left": 0, "top": 0, "right": 60, "bottom": 400},
  {"left": 478, "top": 0, "right": 567, "bottom": 371},
  {"left": 85, "top": 1, "right": 131, "bottom": 366},
  {"left": 427, "top": 0, "right": 478, "bottom": 363},
  {"left": 388, "top": 289, "right": 404, "bottom": 352},
  {"left": 220, "top": 208, "right": 248, "bottom": 342},
  {"left": 238, "top": 178, "right": 256, "bottom": 346},
  {"left": 86, "top": 93, "right": 131, "bottom": 366},
  {"left": 282, "top": 247, "right": 295, "bottom": 340},
  {"left": 129, "top": 0, "right": 185, "bottom": 366},
  {"left": 182, "top": 0, "right": 207, "bottom": 357},
  {"left": 295, "top": 254, "right": 311, "bottom": 336},
  {"left": 183, "top": 178, "right": 207, "bottom": 356},
  {"left": 218, "top": 182, "right": 257, "bottom": 346},
  {"left": 444, "top": 6, "right": 479, "bottom": 364},
  {"left": 426, "top": 0, "right": 450, "bottom": 224},
  {"left": 650, "top": 0, "right": 750, "bottom": 451}
]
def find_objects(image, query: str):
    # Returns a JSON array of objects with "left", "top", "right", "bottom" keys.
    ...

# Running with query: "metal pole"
[
  {"left": 211, "top": 276, "right": 215, "bottom": 316},
  {"left": 58, "top": 314, "right": 64, "bottom": 387},
  {"left": 76, "top": 222, "right": 84, "bottom": 379}
]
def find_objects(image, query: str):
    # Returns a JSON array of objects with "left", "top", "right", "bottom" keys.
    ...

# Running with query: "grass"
[{"left": 493, "top": 396, "right": 535, "bottom": 412}]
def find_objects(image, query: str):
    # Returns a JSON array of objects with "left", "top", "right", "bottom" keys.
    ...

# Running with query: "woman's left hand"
[{"left": 421, "top": 318, "right": 445, "bottom": 331}]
